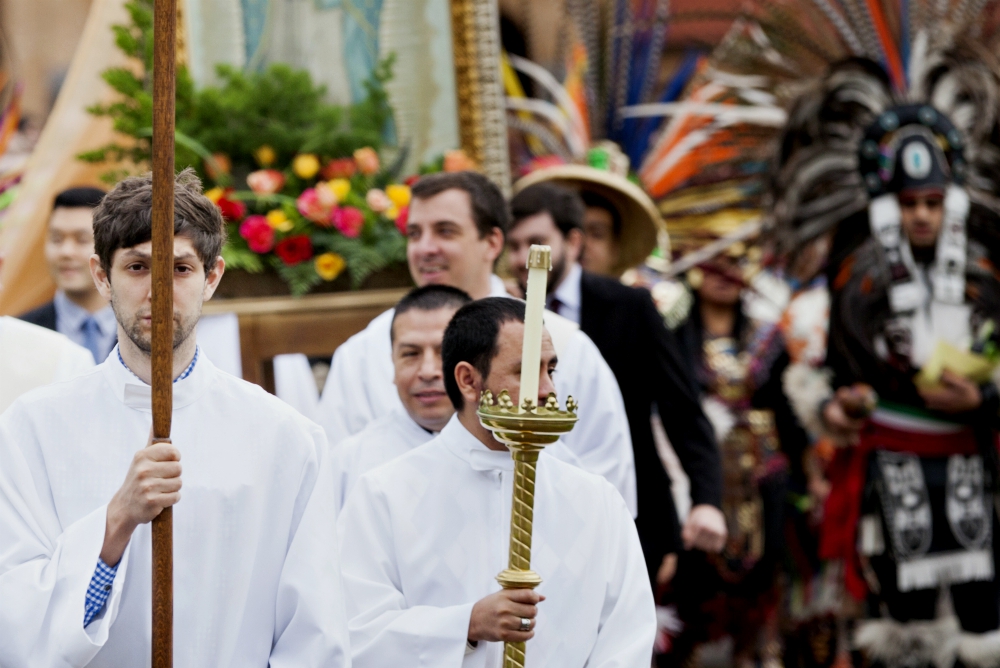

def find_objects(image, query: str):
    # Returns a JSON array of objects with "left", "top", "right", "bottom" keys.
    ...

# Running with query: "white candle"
[{"left": 519, "top": 245, "right": 551, "bottom": 412}]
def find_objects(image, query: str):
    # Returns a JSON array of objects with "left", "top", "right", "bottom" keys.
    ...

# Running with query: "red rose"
[
  {"left": 322, "top": 157, "right": 357, "bottom": 181},
  {"left": 404, "top": 175, "right": 420, "bottom": 187},
  {"left": 333, "top": 206, "right": 365, "bottom": 238},
  {"left": 238, "top": 215, "right": 275, "bottom": 253},
  {"left": 217, "top": 192, "right": 247, "bottom": 222},
  {"left": 395, "top": 205, "right": 409, "bottom": 235},
  {"left": 274, "top": 235, "right": 314, "bottom": 265}
]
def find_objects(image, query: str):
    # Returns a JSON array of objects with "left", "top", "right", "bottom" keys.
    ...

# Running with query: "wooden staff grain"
[{"left": 151, "top": 1, "right": 177, "bottom": 666}]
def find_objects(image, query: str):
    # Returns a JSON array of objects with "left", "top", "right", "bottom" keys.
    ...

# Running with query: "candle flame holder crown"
[{"left": 477, "top": 389, "right": 578, "bottom": 667}]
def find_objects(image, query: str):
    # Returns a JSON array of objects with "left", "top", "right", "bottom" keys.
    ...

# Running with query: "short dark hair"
[
  {"left": 53, "top": 187, "right": 106, "bottom": 210},
  {"left": 390, "top": 284, "right": 472, "bottom": 343},
  {"left": 411, "top": 171, "right": 510, "bottom": 240},
  {"left": 581, "top": 190, "right": 622, "bottom": 238},
  {"left": 510, "top": 182, "right": 584, "bottom": 237},
  {"left": 93, "top": 168, "right": 226, "bottom": 274},
  {"left": 442, "top": 297, "right": 526, "bottom": 410}
]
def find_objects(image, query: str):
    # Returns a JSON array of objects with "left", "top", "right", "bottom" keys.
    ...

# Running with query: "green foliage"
[
  {"left": 80, "top": 1, "right": 409, "bottom": 296},
  {"left": 272, "top": 260, "right": 324, "bottom": 297},
  {"left": 80, "top": 0, "right": 395, "bottom": 183},
  {"left": 220, "top": 234, "right": 265, "bottom": 273}
]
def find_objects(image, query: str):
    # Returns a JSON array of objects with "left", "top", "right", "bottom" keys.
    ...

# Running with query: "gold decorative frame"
[{"left": 450, "top": 0, "right": 511, "bottom": 194}]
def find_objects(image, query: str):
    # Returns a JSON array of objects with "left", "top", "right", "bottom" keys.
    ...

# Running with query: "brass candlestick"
[{"left": 477, "top": 390, "right": 578, "bottom": 668}]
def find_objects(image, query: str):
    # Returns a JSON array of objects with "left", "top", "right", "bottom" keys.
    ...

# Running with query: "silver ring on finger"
[{"left": 519, "top": 617, "right": 531, "bottom": 632}]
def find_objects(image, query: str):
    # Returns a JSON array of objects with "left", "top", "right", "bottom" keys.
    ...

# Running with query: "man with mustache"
[
  {"left": 338, "top": 297, "right": 656, "bottom": 667},
  {"left": 318, "top": 171, "right": 637, "bottom": 515},
  {"left": 332, "top": 284, "right": 471, "bottom": 508}
]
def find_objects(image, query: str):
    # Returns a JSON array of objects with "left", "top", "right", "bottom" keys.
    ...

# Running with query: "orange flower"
[
  {"left": 443, "top": 149, "right": 477, "bottom": 172},
  {"left": 205, "top": 153, "right": 231, "bottom": 181},
  {"left": 353, "top": 147, "right": 380, "bottom": 175}
]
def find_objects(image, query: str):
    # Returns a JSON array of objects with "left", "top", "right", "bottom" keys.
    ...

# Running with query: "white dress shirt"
[
  {"left": 317, "top": 275, "right": 637, "bottom": 516},
  {"left": 53, "top": 291, "right": 118, "bottom": 364},
  {"left": 546, "top": 263, "right": 582, "bottom": 325},
  {"left": 338, "top": 415, "right": 656, "bottom": 668},
  {"left": 0, "top": 349, "right": 350, "bottom": 667}
]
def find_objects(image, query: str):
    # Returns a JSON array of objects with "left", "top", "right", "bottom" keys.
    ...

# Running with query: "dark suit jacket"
[
  {"left": 17, "top": 301, "right": 57, "bottom": 331},
  {"left": 579, "top": 271, "right": 722, "bottom": 577}
]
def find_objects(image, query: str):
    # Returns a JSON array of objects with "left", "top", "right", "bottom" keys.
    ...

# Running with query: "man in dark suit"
[
  {"left": 18, "top": 187, "right": 115, "bottom": 364},
  {"left": 508, "top": 182, "right": 726, "bottom": 585}
]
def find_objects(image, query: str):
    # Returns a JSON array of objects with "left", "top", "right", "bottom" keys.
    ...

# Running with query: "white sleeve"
[
  {"left": 272, "top": 353, "right": 320, "bottom": 421},
  {"left": 54, "top": 341, "right": 96, "bottom": 381},
  {"left": 0, "top": 411, "right": 130, "bottom": 666},
  {"left": 586, "top": 484, "right": 657, "bottom": 667},
  {"left": 338, "top": 475, "right": 472, "bottom": 668},
  {"left": 268, "top": 424, "right": 351, "bottom": 667},
  {"left": 317, "top": 334, "right": 376, "bottom": 446},
  {"left": 555, "top": 331, "right": 638, "bottom": 517}
]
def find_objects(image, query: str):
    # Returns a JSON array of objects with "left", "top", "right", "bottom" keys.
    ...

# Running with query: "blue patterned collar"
[{"left": 117, "top": 346, "right": 199, "bottom": 383}]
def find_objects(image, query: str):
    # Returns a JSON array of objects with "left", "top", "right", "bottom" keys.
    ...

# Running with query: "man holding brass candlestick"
[
  {"left": 338, "top": 297, "right": 656, "bottom": 667},
  {"left": 820, "top": 106, "right": 1000, "bottom": 664},
  {"left": 318, "top": 171, "right": 637, "bottom": 516}
]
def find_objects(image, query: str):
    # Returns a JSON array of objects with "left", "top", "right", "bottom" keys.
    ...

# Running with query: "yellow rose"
[
  {"left": 385, "top": 184, "right": 411, "bottom": 208},
  {"left": 266, "top": 209, "right": 293, "bottom": 232},
  {"left": 314, "top": 252, "right": 346, "bottom": 281},
  {"left": 385, "top": 205, "right": 400, "bottom": 221},
  {"left": 205, "top": 187, "right": 225, "bottom": 204},
  {"left": 329, "top": 178, "right": 351, "bottom": 202},
  {"left": 254, "top": 145, "right": 277, "bottom": 167},
  {"left": 293, "top": 153, "right": 321, "bottom": 180}
]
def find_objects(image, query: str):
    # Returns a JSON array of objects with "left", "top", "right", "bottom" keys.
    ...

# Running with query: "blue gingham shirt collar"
[{"left": 117, "top": 346, "right": 199, "bottom": 383}]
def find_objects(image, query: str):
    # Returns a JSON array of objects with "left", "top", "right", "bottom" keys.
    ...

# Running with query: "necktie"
[
  {"left": 81, "top": 317, "right": 103, "bottom": 363},
  {"left": 548, "top": 296, "right": 563, "bottom": 315}
]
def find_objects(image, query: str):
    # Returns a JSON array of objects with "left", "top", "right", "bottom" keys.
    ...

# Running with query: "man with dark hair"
[
  {"left": 338, "top": 297, "right": 655, "bottom": 666},
  {"left": 332, "top": 284, "right": 472, "bottom": 508},
  {"left": 0, "top": 170, "right": 349, "bottom": 666},
  {"left": 580, "top": 190, "right": 623, "bottom": 276},
  {"left": 18, "top": 186, "right": 116, "bottom": 363},
  {"left": 318, "top": 170, "right": 638, "bottom": 516},
  {"left": 508, "top": 182, "right": 726, "bottom": 585}
]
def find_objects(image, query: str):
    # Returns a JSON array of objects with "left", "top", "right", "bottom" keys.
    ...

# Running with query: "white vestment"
[
  {"left": 334, "top": 407, "right": 435, "bottom": 510},
  {"left": 338, "top": 416, "right": 656, "bottom": 668},
  {"left": 0, "top": 349, "right": 350, "bottom": 667},
  {"left": 334, "top": 407, "right": 583, "bottom": 511},
  {"left": 318, "top": 276, "right": 637, "bottom": 516},
  {"left": 0, "top": 316, "right": 94, "bottom": 413}
]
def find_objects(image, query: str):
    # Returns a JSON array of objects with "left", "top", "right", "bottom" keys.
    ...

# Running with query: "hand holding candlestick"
[{"left": 477, "top": 244, "right": 579, "bottom": 668}]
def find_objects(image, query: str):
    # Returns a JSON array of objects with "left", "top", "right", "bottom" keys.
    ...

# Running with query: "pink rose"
[
  {"left": 239, "top": 215, "right": 275, "bottom": 253},
  {"left": 394, "top": 205, "right": 409, "bottom": 235},
  {"left": 333, "top": 206, "right": 365, "bottom": 238},
  {"left": 296, "top": 188, "right": 335, "bottom": 226},
  {"left": 366, "top": 188, "right": 391, "bottom": 213},
  {"left": 246, "top": 169, "right": 286, "bottom": 195}
]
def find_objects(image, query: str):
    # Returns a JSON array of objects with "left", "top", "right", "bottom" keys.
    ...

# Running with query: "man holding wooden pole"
[{"left": 0, "top": 168, "right": 351, "bottom": 665}]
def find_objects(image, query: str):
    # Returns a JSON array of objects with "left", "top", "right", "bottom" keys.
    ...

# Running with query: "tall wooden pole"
[{"left": 151, "top": 1, "right": 176, "bottom": 666}]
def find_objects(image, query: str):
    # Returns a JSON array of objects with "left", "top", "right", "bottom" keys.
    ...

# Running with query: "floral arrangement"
[
  {"left": 213, "top": 146, "right": 417, "bottom": 295},
  {"left": 78, "top": 0, "right": 425, "bottom": 296}
]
